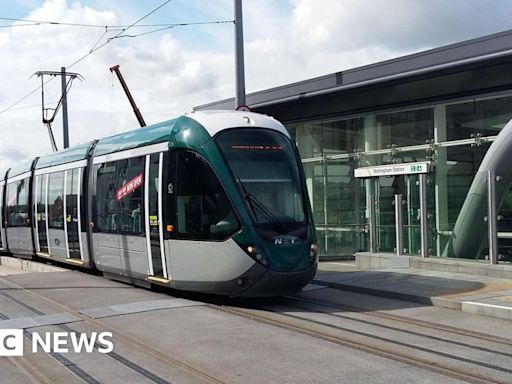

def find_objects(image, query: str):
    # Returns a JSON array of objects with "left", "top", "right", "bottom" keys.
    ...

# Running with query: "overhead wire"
[
  {"left": 111, "top": 20, "right": 233, "bottom": 39},
  {"left": 0, "top": 16, "right": 232, "bottom": 29},
  {"left": 0, "top": 0, "right": 175, "bottom": 114}
]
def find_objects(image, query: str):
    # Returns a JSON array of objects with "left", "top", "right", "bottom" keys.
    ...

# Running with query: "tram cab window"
[
  {"left": 175, "top": 151, "right": 239, "bottom": 240},
  {"left": 6, "top": 178, "right": 29, "bottom": 227}
]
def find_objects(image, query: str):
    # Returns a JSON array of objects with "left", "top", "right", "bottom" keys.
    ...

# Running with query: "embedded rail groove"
[
  {"left": 211, "top": 304, "right": 510, "bottom": 384},
  {"left": 0, "top": 275, "right": 226, "bottom": 384},
  {"left": 287, "top": 295, "right": 512, "bottom": 347}
]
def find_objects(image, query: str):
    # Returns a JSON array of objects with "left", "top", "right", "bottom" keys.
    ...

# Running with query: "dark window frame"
[
  {"left": 93, "top": 157, "right": 145, "bottom": 237},
  {"left": 172, "top": 149, "right": 240, "bottom": 242}
]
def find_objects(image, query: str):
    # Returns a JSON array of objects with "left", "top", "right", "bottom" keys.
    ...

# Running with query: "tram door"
[
  {"left": 0, "top": 183, "right": 5, "bottom": 250},
  {"left": 374, "top": 175, "right": 422, "bottom": 254},
  {"left": 65, "top": 169, "right": 82, "bottom": 260},
  {"left": 35, "top": 170, "right": 83, "bottom": 260},
  {"left": 145, "top": 153, "right": 169, "bottom": 280},
  {"left": 35, "top": 175, "right": 49, "bottom": 254}
]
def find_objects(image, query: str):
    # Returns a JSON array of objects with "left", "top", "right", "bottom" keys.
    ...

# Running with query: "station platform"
[
  {"left": 2, "top": 256, "right": 509, "bottom": 383},
  {"left": 314, "top": 257, "right": 512, "bottom": 321}
]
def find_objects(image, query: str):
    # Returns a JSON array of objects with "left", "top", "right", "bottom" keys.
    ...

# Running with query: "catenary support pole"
[
  {"left": 234, "top": 0, "right": 246, "bottom": 108},
  {"left": 61, "top": 67, "right": 69, "bottom": 148}
]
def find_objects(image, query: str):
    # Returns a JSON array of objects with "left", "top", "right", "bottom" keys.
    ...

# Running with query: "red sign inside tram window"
[{"left": 116, "top": 173, "right": 143, "bottom": 201}]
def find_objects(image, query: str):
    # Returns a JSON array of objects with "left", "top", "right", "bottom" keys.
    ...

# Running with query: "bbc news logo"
[
  {"left": 0, "top": 329, "right": 23, "bottom": 356},
  {"left": 0, "top": 330, "right": 114, "bottom": 356}
]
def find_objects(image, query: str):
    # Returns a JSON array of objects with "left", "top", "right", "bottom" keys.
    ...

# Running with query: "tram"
[{"left": 0, "top": 110, "right": 317, "bottom": 296}]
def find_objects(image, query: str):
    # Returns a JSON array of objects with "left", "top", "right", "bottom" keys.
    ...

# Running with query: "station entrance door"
[{"left": 355, "top": 162, "right": 431, "bottom": 256}]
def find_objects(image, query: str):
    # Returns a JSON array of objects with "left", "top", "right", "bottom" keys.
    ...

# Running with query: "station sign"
[{"left": 354, "top": 161, "right": 430, "bottom": 178}]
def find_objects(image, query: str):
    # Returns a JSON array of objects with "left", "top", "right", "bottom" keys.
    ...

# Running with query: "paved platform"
[
  {"left": 315, "top": 261, "right": 512, "bottom": 321},
  {"left": 0, "top": 259, "right": 483, "bottom": 384}
]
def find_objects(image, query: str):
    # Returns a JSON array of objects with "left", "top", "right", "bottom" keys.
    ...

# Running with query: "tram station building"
[{"left": 197, "top": 30, "right": 512, "bottom": 264}]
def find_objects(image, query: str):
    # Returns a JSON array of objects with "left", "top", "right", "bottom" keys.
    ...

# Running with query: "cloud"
[{"left": 1, "top": 0, "right": 512, "bottom": 171}]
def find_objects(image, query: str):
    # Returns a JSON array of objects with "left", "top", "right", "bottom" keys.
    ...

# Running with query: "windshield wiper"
[
  {"left": 233, "top": 174, "right": 288, "bottom": 234},
  {"left": 245, "top": 192, "right": 288, "bottom": 234}
]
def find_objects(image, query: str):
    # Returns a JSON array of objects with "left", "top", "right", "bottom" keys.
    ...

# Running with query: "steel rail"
[
  {"left": 289, "top": 293, "right": 512, "bottom": 347},
  {"left": 211, "top": 304, "right": 511, "bottom": 384},
  {"left": 0, "top": 275, "right": 226, "bottom": 384}
]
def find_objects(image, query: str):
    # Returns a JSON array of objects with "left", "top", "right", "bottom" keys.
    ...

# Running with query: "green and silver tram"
[{"left": 0, "top": 111, "right": 317, "bottom": 296}]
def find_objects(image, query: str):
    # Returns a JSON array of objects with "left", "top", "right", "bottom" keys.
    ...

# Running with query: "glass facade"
[{"left": 287, "top": 94, "right": 512, "bottom": 263}]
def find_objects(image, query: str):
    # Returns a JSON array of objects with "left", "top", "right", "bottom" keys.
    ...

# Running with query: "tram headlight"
[
  {"left": 242, "top": 244, "right": 269, "bottom": 267},
  {"left": 309, "top": 243, "right": 317, "bottom": 263}
]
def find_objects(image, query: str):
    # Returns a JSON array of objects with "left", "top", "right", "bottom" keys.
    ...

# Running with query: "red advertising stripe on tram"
[{"left": 116, "top": 173, "right": 143, "bottom": 201}]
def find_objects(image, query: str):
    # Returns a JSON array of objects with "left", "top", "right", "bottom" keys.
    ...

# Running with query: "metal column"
[
  {"left": 368, "top": 194, "right": 377, "bottom": 253},
  {"left": 61, "top": 67, "right": 69, "bottom": 148},
  {"left": 234, "top": 0, "right": 246, "bottom": 108},
  {"left": 395, "top": 194, "right": 403, "bottom": 256},
  {"left": 322, "top": 157, "right": 328, "bottom": 253},
  {"left": 487, "top": 170, "right": 498, "bottom": 264},
  {"left": 419, "top": 174, "right": 428, "bottom": 257}
]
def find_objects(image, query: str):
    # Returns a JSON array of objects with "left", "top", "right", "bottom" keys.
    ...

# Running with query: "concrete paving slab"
[
  {"left": 0, "top": 313, "right": 80, "bottom": 329},
  {"left": 314, "top": 262, "right": 512, "bottom": 321},
  {"left": 80, "top": 298, "right": 206, "bottom": 319}
]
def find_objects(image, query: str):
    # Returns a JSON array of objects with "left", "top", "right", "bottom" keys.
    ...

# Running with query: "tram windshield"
[{"left": 216, "top": 128, "right": 306, "bottom": 227}]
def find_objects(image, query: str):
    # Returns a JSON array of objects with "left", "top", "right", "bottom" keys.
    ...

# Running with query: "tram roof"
[
  {"left": 35, "top": 141, "right": 96, "bottom": 170},
  {"left": 93, "top": 118, "right": 179, "bottom": 157},
  {"left": 7, "top": 159, "right": 34, "bottom": 178},
  {"left": 2, "top": 111, "right": 287, "bottom": 179}
]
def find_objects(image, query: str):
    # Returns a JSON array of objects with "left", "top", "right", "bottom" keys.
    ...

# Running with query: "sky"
[{"left": 1, "top": 0, "right": 512, "bottom": 171}]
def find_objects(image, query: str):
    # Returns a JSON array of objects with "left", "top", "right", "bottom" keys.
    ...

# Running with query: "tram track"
[
  {"left": 294, "top": 282, "right": 512, "bottom": 348},
  {"left": 2, "top": 268, "right": 511, "bottom": 384},
  {"left": 286, "top": 294, "right": 512, "bottom": 348},
  {"left": 0, "top": 275, "right": 226, "bottom": 384},
  {"left": 210, "top": 299, "right": 512, "bottom": 384}
]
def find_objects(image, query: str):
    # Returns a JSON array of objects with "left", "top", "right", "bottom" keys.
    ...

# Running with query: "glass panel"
[
  {"left": 95, "top": 162, "right": 118, "bottom": 233},
  {"left": 66, "top": 169, "right": 81, "bottom": 259},
  {"left": 317, "top": 158, "right": 367, "bottom": 256},
  {"left": 287, "top": 118, "right": 364, "bottom": 158},
  {"left": 372, "top": 108, "right": 433, "bottom": 149},
  {"left": 48, "top": 172, "right": 64, "bottom": 230},
  {"left": 446, "top": 101, "right": 474, "bottom": 141},
  {"left": 36, "top": 175, "right": 48, "bottom": 253},
  {"left": 375, "top": 175, "right": 403, "bottom": 252},
  {"left": 176, "top": 151, "right": 239, "bottom": 241},
  {"left": 117, "top": 157, "right": 144, "bottom": 236},
  {"left": 302, "top": 162, "right": 325, "bottom": 227},
  {"left": 435, "top": 143, "right": 490, "bottom": 259},
  {"left": 476, "top": 96, "right": 512, "bottom": 137},
  {"left": 402, "top": 175, "right": 421, "bottom": 255},
  {"left": 7, "top": 179, "right": 29, "bottom": 228},
  {"left": 445, "top": 144, "right": 490, "bottom": 229},
  {"left": 216, "top": 129, "right": 306, "bottom": 225}
]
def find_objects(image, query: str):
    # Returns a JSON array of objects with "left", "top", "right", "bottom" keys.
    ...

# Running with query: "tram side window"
[
  {"left": 117, "top": 157, "right": 144, "bottom": 235},
  {"left": 48, "top": 172, "right": 64, "bottom": 229},
  {"left": 95, "top": 162, "right": 118, "bottom": 233},
  {"left": 176, "top": 151, "right": 239, "bottom": 240},
  {"left": 6, "top": 179, "right": 29, "bottom": 227},
  {"left": 95, "top": 158, "right": 144, "bottom": 235}
]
